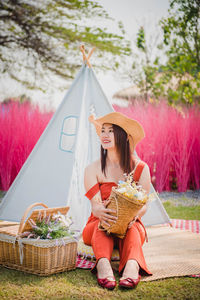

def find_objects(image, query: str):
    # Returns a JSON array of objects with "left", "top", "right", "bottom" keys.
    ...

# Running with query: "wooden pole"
[{"left": 80, "top": 44, "right": 95, "bottom": 68}]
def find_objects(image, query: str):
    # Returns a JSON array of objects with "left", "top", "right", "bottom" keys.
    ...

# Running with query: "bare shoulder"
[
  {"left": 85, "top": 159, "right": 100, "bottom": 175},
  {"left": 84, "top": 160, "right": 101, "bottom": 191}
]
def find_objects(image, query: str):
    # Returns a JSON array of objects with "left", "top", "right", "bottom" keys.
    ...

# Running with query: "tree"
[
  {"left": 124, "top": 26, "right": 163, "bottom": 102},
  {"left": 0, "top": 0, "right": 131, "bottom": 90},
  {"left": 134, "top": 27, "right": 163, "bottom": 102},
  {"left": 127, "top": 0, "right": 200, "bottom": 105},
  {"left": 159, "top": 0, "right": 200, "bottom": 105}
]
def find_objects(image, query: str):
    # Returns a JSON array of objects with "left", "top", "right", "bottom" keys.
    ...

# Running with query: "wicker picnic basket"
[
  {"left": 0, "top": 203, "right": 77, "bottom": 276},
  {"left": 100, "top": 187, "right": 148, "bottom": 239}
]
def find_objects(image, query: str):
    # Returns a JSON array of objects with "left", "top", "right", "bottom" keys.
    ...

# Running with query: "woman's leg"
[
  {"left": 83, "top": 220, "right": 115, "bottom": 278},
  {"left": 118, "top": 221, "right": 151, "bottom": 277}
]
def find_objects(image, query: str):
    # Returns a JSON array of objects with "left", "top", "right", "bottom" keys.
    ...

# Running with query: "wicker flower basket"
[
  {"left": 100, "top": 187, "right": 148, "bottom": 239},
  {"left": 0, "top": 203, "right": 77, "bottom": 276}
]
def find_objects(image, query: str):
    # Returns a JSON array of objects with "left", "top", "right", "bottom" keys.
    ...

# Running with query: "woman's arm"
[
  {"left": 84, "top": 163, "right": 117, "bottom": 227},
  {"left": 138, "top": 164, "right": 151, "bottom": 194},
  {"left": 137, "top": 164, "right": 151, "bottom": 218},
  {"left": 128, "top": 163, "right": 151, "bottom": 228}
]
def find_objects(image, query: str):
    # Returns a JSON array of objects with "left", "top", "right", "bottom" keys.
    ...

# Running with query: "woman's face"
[{"left": 100, "top": 123, "right": 115, "bottom": 150}]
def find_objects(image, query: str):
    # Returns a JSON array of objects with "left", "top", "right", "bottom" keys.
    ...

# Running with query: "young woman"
[{"left": 82, "top": 112, "right": 152, "bottom": 290}]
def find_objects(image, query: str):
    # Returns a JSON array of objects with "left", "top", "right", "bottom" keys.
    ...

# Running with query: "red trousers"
[{"left": 82, "top": 218, "right": 151, "bottom": 275}]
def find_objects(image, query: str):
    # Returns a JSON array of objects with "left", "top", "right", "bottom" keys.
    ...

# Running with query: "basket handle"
[{"left": 18, "top": 202, "right": 48, "bottom": 235}]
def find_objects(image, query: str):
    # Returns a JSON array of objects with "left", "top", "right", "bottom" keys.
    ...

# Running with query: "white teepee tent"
[{"left": 0, "top": 52, "right": 171, "bottom": 230}]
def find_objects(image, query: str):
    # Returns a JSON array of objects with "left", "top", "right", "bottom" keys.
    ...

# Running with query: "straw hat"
[{"left": 89, "top": 112, "right": 145, "bottom": 151}]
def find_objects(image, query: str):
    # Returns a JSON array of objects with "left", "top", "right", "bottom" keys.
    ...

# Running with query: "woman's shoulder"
[
  {"left": 133, "top": 158, "right": 149, "bottom": 170},
  {"left": 84, "top": 160, "right": 101, "bottom": 191},
  {"left": 133, "top": 160, "right": 151, "bottom": 193},
  {"left": 140, "top": 161, "right": 150, "bottom": 175},
  {"left": 137, "top": 159, "right": 149, "bottom": 169},
  {"left": 85, "top": 159, "right": 101, "bottom": 174},
  {"left": 132, "top": 159, "right": 150, "bottom": 180}
]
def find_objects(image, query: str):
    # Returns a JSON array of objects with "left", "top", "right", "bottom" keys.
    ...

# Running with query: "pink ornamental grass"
[
  {"left": 187, "top": 107, "right": 200, "bottom": 190},
  {"left": 114, "top": 101, "right": 200, "bottom": 192},
  {"left": 0, "top": 101, "right": 53, "bottom": 190},
  {"left": 0, "top": 100, "right": 199, "bottom": 192}
]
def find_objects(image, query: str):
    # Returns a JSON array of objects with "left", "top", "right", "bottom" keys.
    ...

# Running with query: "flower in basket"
[
  {"left": 116, "top": 178, "right": 148, "bottom": 204},
  {"left": 100, "top": 172, "right": 151, "bottom": 238},
  {"left": 21, "top": 212, "right": 75, "bottom": 240}
]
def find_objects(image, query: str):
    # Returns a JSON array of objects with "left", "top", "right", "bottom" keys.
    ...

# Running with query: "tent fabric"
[{"left": 0, "top": 64, "right": 170, "bottom": 230}]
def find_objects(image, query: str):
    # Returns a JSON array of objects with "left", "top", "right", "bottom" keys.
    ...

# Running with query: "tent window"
[{"left": 59, "top": 116, "right": 78, "bottom": 152}]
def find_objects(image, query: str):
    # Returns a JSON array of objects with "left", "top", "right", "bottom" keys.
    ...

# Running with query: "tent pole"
[{"left": 80, "top": 44, "right": 95, "bottom": 68}]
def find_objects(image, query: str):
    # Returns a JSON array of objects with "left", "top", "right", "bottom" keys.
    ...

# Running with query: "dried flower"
[
  {"left": 116, "top": 175, "right": 148, "bottom": 204},
  {"left": 22, "top": 212, "right": 75, "bottom": 240}
]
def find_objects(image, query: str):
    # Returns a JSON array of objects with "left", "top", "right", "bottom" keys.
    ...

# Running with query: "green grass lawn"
[
  {"left": 0, "top": 266, "right": 199, "bottom": 300},
  {"left": 163, "top": 201, "right": 200, "bottom": 220},
  {"left": 0, "top": 190, "right": 6, "bottom": 198},
  {"left": 0, "top": 200, "right": 200, "bottom": 299}
]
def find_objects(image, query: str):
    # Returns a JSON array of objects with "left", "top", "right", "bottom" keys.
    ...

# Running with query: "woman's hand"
[
  {"left": 128, "top": 215, "right": 138, "bottom": 229},
  {"left": 128, "top": 204, "right": 147, "bottom": 229},
  {"left": 91, "top": 197, "right": 117, "bottom": 227}
]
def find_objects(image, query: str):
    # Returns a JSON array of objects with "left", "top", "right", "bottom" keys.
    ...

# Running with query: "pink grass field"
[
  {"left": 0, "top": 101, "right": 53, "bottom": 191},
  {"left": 114, "top": 101, "right": 200, "bottom": 192},
  {"left": 0, "top": 101, "right": 199, "bottom": 192}
]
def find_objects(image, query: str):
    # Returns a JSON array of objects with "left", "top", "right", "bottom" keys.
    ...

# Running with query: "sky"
[
  {"left": 98, "top": 0, "right": 169, "bottom": 38},
  {"left": 0, "top": 0, "right": 170, "bottom": 109},
  {"left": 96, "top": 0, "right": 170, "bottom": 101}
]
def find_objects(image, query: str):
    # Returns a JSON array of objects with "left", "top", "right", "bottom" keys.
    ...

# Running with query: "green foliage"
[
  {"left": 130, "top": 27, "right": 161, "bottom": 101},
  {"left": 159, "top": 0, "right": 200, "bottom": 105},
  {"left": 137, "top": 27, "right": 146, "bottom": 51},
  {"left": 130, "top": 0, "right": 200, "bottom": 106},
  {"left": 33, "top": 219, "right": 72, "bottom": 239},
  {"left": 0, "top": 0, "right": 131, "bottom": 90}
]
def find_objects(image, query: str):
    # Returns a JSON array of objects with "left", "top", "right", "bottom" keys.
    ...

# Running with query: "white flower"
[
  {"left": 52, "top": 212, "right": 72, "bottom": 228},
  {"left": 117, "top": 187, "right": 127, "bottom": 193},
  {"left": 60, "top": 215, "right": 71, "bottom": 227},
  {"left": 136, "top": 191, "right": 143, "bottom": 200}
]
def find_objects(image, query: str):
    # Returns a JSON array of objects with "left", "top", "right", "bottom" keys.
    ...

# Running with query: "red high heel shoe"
[
  {"left": 119, "top": 275, "right": 141, "bottom": 289},
  {"left": 97, "top": 275, "right": 116, "bottom": 290}
]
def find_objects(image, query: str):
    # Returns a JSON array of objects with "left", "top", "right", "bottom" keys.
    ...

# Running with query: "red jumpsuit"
[{"left": 82, "top": 161, "right": 152, "bottom": 276}]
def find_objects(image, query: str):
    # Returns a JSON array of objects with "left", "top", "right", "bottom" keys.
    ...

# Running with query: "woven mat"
[
  {"left": 141, "top": 226, "right": 200, "bottom": 281},
  {"left": 76, "top": 225, "right": 200, "bottom": 281}
]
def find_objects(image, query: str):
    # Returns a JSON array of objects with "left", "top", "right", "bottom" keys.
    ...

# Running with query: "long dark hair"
[{"left": 101, "top": 124, "right": 135, "bottom": 176}]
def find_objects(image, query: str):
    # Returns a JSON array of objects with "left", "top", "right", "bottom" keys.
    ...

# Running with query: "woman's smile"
[{"left": 102, "top": 139, "right": 111, "bottom": 143}]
